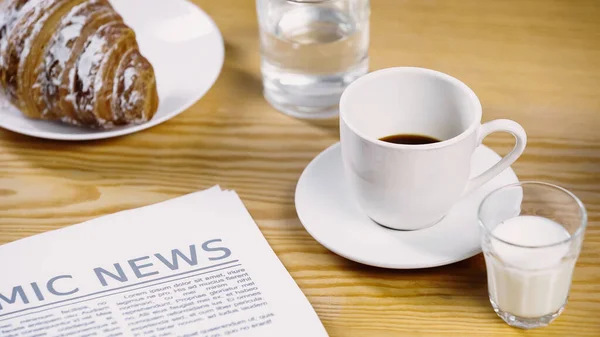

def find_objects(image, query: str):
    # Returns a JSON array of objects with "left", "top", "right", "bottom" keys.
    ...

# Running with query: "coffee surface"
[{"left": 379, "top": 134, "right": 441, "bottom": 145}]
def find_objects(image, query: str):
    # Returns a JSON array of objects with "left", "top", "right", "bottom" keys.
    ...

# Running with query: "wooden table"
[{"left": 1, "top": 0, "right": 599, "bottom": 335}]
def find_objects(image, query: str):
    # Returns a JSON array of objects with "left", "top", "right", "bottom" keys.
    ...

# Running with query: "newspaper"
[{"left": 0, "top": 186, "right": 328, "bottom": 337}]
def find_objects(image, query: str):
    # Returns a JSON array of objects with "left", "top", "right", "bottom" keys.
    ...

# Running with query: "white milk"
[{"left": 484, "top": 215, "right": 575, "bottom": 318}]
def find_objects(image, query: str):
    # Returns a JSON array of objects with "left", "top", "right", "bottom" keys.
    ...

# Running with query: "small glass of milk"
[{"left": 479, "top": 182, "right": 587, "bottom": 329}]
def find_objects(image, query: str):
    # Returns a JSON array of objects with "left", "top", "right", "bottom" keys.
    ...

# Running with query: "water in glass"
[{"left": 258, "top": 0, "right": 369, "bottom": 118}]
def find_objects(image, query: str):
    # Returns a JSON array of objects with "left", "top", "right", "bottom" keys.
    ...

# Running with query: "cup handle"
[{"left": 463, "top": 119, "right": 527, "bottom": 196}]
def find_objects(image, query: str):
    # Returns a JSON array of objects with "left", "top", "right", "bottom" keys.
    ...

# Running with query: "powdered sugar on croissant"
[{"left": 0, "top": 0, "right": 159, "bottom": 128}]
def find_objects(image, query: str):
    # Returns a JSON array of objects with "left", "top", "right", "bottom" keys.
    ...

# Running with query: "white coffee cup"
[{"left": 340, "top": 67, "right": 527, "bottom": 230}]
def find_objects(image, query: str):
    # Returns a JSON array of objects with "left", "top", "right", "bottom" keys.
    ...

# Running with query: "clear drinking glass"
[
  {"left": 479, "top": 182, "right": 587, "bottom": 329},
  {"left": 256, "top": 0, "right": 370, "bottom": 119}
]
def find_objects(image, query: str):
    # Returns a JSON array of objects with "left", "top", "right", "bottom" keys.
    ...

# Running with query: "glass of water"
[
  {"left": 256, "top": 0, "right": 370, "bottom": 118},
  {"left": 479, "top": 182, "right": 587, "bottom": 329}
]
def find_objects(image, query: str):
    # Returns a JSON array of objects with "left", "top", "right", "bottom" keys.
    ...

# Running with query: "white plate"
[
  {"left": 295, "top": 143, "right": 521, "bottom": 269},
  {"left": 0, "top": 0, "right": 224, "bottom": 141}
]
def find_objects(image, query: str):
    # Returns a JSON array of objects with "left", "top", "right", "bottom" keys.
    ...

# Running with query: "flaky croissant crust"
[{"left": 0, "top": 0, "right": 159, "bottom": 128}]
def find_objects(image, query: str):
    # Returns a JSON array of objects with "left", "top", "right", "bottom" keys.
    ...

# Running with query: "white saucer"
[
  {"left": 295, "top": 143, "right": 520, "bottom": 269},
  {"left": 0, "top": 0, "right": 224, "bottom": 141}
]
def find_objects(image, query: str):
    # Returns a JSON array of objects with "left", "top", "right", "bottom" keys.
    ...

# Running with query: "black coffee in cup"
[{"left": 380, "top": 134, "right": 440, "bottom": 145}]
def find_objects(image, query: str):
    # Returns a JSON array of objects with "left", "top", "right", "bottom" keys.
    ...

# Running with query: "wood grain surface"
[{"left": 1, "top": 0, "right": 599, "bottom": 335}]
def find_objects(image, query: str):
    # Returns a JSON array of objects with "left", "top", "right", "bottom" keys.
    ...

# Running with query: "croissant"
[{"left": 0, "top": 0, "right": 159, "bottom": 128}]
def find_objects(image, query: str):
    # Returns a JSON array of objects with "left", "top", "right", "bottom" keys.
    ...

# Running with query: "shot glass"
[{"left": 479, "top": 182, "right": 587, "bottom": 329}]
